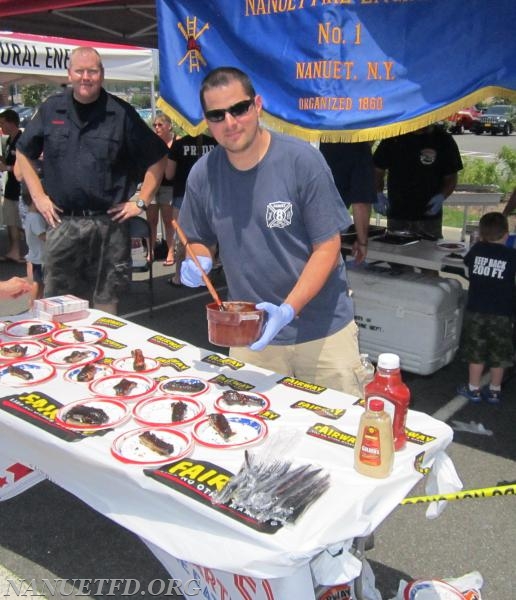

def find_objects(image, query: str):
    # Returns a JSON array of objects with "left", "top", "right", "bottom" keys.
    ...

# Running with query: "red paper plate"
[
  {"left": 214, "top": 390, "right": 270, "bottom": 415},
  {"left": 132, "top": 395, "right": 206, "bottom": 427},
  {"left": 158, "top": 376, "right": 210, "bottom": 396},
  {"left": 111, "top": 426, "right": 193, "bottom": 465},
  {"left": 50, "top": 326, "right": 107, "bottom": 345},
  {"left": 55, "top": 398, "right": 130, "bottom": 431},
  {"left": 112, "top": 355, "right": 160, "bottom": 374},
  {"left": 4, "top": 319, "right": 58, "bottom": 339},
  {"left": 44, "top": 344, "right": 104, "bottom": 368},
  {"left": 89, "top": 373, "right": 157, "bottom": 400},
  {"left": 64, "top": 363, "right": 114, "bottom": 384},
  {"left": 0, "top": 340, "right": 46, "bottom": 364},
  {"left": 192, "top": 413, "right": 268, "bottom": 449},
  {"left": 0, "top": 361, "right": 56, "bottom": 386}
]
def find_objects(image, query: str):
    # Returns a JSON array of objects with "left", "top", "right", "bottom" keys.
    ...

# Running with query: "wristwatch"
[{"left": 133, "top": 198, "right": 147, "bottom": 212}]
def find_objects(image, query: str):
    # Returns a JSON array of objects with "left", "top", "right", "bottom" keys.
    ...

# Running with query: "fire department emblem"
[
  {"left": 419, "top": 147, "right": 437, "bottom": 166},
  {"left": 177, "top": 16, "right": 209, "bottom": 72},
  {"left": 266, "top": 202, "right": 293, "bottom": 229}
]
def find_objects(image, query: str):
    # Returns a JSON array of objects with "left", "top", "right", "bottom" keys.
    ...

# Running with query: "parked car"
[
  {"left": 0, "top": 105, "right": 36, "bottom": 127},
  {"left": 13, "top": 106, "right": 35, "bottom": 127},
  {"left": 473, "top": 104, "right": 516, "bottom": 136},
  {"left": 135, "top": 107, "right": 153, "bottom": 124},
  {"left": 447, "top": 106, "right": 482, "bottom": 134}
]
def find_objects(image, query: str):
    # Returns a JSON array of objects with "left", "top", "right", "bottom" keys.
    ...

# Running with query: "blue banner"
[{"left": 157, "top": 0, "right": 516, "bottom": 141}]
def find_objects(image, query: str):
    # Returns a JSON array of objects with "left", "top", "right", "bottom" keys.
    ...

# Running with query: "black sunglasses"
[{"left": 204, "top": 98, "right": 255, "bottom": 123}]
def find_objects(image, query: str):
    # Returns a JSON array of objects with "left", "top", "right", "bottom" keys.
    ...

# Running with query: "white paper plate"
[
  {"left": 112, "top": 355, "right": 160, "bottom": 374},
  {"left": 158, "top": 376, "right": 210, "bottom": 396},
  {"left": 64, "top": 363, "right": 114, "bottom": 384},
  {"left": 50, "top": 326, "right": 107, "bottom": 345},
  {"left": 111, "top": 426, "right": 193, "bottom": 465},
  {"left": 0, "top": 361, "right": 56, "bottom": 386},
  {"left": 0, "top": 340, "right": 46, "bottom": 364},
  {"left": 132, "top": 395, "right": 206, "bottom": 427},
  {"left": 44, "top": 344, "right": 104, "bottom": 368},
  {"left": 403, "top": 579, "right": 466, "bottom": 599},
  {"left": 214, "top": 391, "right": 270, "bottom": 415},
  {"left": 436, "top": 241, "right": 466, "bottom": 252},
  {"left": 192, "top": 413, "right": 268, "bottom": 449},
  {"left": 4, "top": 319, "right": 58, "bottom": 339},
  {"left": 89, "top": 373, "right": 157, "bottom": 400},
  {"left": 55, "top": 398, "right": 130, "bottom": 431}
]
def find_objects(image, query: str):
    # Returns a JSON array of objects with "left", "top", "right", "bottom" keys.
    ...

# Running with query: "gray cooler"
[{"left": 347, "top": 267, "right": 465, "bottom": 375}]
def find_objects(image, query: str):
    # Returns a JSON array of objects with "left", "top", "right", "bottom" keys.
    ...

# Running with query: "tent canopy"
[
  {"left": 0, "top": 1, "right": 158, "bottom": 48},
  {"left": 0, "top": 31, "right": 154, "bottom": 86}
]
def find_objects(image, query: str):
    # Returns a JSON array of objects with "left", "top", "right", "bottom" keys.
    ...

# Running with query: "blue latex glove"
[
  {"left": 425, "top": 193, "right": 446, "bottom": 216},
  {"left": 374, "top": 192, "right": 389, "bottom": 216},
  {"left": 249, "top": 302, "right": 295, "bottom": 351},
  {"left": 180, "top": 256, "right": 213, "bottom": 287}
]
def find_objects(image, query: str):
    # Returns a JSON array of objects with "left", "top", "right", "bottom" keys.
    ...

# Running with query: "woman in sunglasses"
[
  {"left": 177, "top": 67, "right": 363, "bottom": 396},
  {"left": 147, "top": 113, "right": 177, "bottom": 265}
]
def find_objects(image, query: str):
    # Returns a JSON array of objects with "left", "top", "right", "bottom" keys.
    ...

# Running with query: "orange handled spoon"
[{"left": 171, "top": 219, "right": 225, "bottom": 311}]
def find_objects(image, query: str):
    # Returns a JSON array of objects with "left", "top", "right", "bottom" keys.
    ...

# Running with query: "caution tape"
[{"left": 401, "top": 483, "right": 516, "bottom": 504}]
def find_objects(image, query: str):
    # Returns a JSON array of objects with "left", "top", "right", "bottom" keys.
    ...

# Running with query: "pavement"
[{"left": 1, "top": 223, "right": 515, "bottom": 599}]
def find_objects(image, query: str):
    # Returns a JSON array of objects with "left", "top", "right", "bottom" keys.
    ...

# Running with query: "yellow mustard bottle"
[{"left": 354, "top": 399, "right": 394, "bottom": 478}]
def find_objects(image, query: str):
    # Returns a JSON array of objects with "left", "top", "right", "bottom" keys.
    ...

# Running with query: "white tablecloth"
[{"left": 0, "top": 310, "right": 458, "bottom": 598}]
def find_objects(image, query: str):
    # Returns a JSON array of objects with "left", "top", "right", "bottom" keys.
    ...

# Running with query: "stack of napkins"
[{"left": 33, "top": 295, "right": 89, "bottom": 322}]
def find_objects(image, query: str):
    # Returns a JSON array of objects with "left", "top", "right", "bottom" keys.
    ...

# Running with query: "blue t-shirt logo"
[{"left": 266, "top": 201, "right": 293, "bottom": 229}]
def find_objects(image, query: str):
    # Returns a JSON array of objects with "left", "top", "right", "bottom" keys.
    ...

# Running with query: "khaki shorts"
[
  {"left": 2, "top": 198, "right": 21, "bottom": 227},
  {"left": 230, "top": 320, "right": 362, "bottom": 397}
]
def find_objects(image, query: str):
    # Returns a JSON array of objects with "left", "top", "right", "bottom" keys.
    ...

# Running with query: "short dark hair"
[
  {"left": 200, "top": 67, "right": 256, "bottom": 112},
  {"left": 479, "top": 211, "right": 508, "bottom": 242},
  {"left": 0, "top": 109, "right": 20, "bottom": 126}
]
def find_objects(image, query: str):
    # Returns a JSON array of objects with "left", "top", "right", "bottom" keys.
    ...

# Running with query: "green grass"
[
  {"left": 458, "top": 145, "right": 516, "bottom": 195},
  {"left": 441, "top": 144, "right": 516, "bottom": 227},
  {"left": 443, "top": 207, "right": 475, "bottom": 228}
]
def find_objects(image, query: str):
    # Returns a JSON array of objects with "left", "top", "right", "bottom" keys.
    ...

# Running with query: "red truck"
[{"left": 447, "top": 106, "right": 482, "bottom": 134}]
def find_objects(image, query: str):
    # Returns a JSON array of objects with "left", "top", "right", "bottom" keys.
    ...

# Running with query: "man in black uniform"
[
  {"left": 373, "top": 124, "right": 463, "bottom": 240},
  {"left": 16, "top": 46, "right": 167, "bottom": 314}
]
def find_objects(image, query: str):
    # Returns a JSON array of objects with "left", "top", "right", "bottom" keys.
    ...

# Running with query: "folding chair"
[{"left": 128, "top": 216, "right": 154, "bottom": 316}]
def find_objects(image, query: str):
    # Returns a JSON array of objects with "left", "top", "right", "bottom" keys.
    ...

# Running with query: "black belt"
[{"left": 59, "top": 208, "right": 109, "bottom": 217}]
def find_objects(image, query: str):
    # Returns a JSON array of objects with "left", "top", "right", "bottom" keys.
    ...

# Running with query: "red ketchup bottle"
[{"left": 364, "top": 353, "right": 410, "bottom": 451}]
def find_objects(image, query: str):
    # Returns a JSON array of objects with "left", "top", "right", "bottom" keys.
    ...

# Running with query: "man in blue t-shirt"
[{"left": 178, "top": 66, "right": 362, "bottom": 396}]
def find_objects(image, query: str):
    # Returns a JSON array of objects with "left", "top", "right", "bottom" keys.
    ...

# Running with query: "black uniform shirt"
[
  {"left": 168, "top": 134, "right": 217, "bottom": 198},
  {"left": 373, "top": 128, "right": 463, "bottom": 220},
  {"left": 18, "top": 88, "right": 167, "bottom": 211}
]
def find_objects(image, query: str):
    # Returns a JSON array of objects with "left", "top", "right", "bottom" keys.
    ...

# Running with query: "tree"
[{"left": 21, "top": 84, "right": 57, "bottom": 107}]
